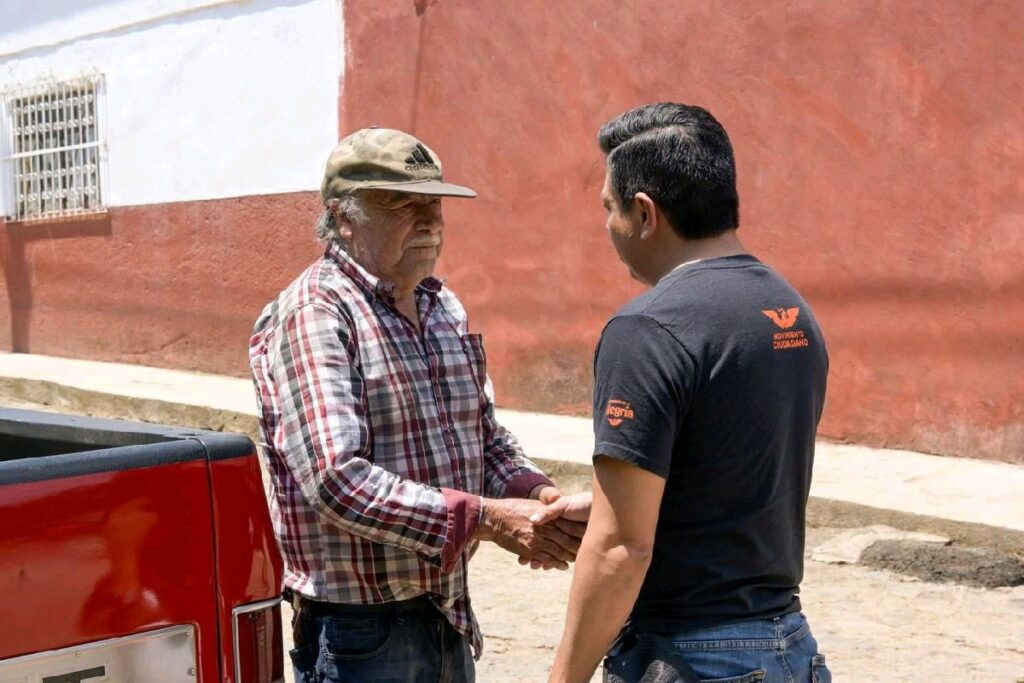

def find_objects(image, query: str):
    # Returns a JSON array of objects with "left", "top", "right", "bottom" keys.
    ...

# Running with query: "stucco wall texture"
[
  {"left": 0, "top": 195, "right": 324, "bottom": 376},
  {"left": 1, "top": 1, "right": 1021, "bottom": 463},
  {"left": 337, "top": 0, "right": 1023, "bottom": 463}
]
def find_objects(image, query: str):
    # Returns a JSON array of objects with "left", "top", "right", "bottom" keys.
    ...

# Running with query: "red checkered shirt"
[{"left": 249, "top": 243, "right": 552, "bottom": 656}]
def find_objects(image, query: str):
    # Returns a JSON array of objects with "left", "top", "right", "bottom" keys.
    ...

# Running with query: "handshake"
[{"left": 475, "top": 487, "right": 593, "bottom": 571}]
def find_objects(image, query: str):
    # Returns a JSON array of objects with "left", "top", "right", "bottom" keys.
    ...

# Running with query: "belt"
[{"left": 288, "top": 591, "right": 436, "bottom": 618}]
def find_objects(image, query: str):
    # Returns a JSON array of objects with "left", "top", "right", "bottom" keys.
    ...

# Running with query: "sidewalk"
[{"left": 2, "top": 352, "right": 1022, "bottom": 544}]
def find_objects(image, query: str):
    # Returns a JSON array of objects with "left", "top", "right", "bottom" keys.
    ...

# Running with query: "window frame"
[{"left": 1, "top": 73, "right": 108, "bottom": 223}]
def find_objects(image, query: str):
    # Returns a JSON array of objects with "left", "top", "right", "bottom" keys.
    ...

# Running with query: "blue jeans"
[
  {"left": 289, "top": 596, "right": 475, "bottom": 683},
  {"left": 605, "top": 612, "right": 831, "bottom": 683}
]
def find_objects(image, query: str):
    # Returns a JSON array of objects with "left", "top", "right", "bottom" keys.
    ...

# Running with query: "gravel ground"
[
  {"left": 273, "top": 528, "right": 1024, "bottom": 682},
  {"left": 464, "top": 527, "right": 1024, "bottom": 682},
  {"left": 861, "top": 539, "right": 1024, "bottom": 588}
]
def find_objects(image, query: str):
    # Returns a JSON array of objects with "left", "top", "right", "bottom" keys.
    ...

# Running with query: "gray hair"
[{"left": 315, "top": 193, "right": 369, "bottom": 247}]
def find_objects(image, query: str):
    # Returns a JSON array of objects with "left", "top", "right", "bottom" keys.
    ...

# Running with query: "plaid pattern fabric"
[{"left": 249, "top": 243, "right": 550, "bottom": 655}]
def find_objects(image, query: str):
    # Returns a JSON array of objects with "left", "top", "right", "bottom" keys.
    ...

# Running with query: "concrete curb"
[
  {"left": 0, "top": 376, "right": 258, "bottom": 436},
  {"left": 3, "top": 376, "right": 1021, "bottom": 558}
]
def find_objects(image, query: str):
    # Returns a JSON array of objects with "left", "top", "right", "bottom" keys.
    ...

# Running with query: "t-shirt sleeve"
[{"left": 592, "top": 314, "right": 695, "bottom": 478}]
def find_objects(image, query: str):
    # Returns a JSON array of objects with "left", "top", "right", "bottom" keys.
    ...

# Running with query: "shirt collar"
[{"left": 325, "top": 242, "right": 445, "bottom": 304}]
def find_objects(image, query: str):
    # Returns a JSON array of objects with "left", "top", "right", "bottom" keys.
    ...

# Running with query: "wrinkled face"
[
  {"left": 349, "top": 190, "right": 444, "bottom": 287},
  {"left": 601, "top": 171, "right": 642, "bottom": 281}
]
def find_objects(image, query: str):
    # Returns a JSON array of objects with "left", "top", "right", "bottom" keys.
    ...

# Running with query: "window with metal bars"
[{"left": 1, "top": 74, "right": 106, "bottom": 222}]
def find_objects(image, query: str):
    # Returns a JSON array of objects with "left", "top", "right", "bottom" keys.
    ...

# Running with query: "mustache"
[{"left": 406, "top": 237, "right": 441, "bottom": 248}]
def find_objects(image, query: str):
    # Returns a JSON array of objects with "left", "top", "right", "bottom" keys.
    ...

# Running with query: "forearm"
[
  {"left": 302, "top": 456, "right": 477, "bottom": 569},
  {"left": 549, "top": 535, "right": 652, "bottom": 682}
]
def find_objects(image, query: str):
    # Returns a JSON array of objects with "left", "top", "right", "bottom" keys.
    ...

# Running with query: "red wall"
[
  {"left": 338, "top": 0, "right": 1023, "bottom": 462},
  {"left": 1, "top": 1, "right": 1021, "bottom": 463},
  {"left": 0, "top": 194, "right": 323, "bottom": 374}
]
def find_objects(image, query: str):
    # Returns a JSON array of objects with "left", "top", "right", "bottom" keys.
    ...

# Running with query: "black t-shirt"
[{"left": 592, "top": 254, "right": 828, "bottom": 632}]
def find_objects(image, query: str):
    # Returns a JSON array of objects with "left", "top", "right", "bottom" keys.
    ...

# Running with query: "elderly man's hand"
[{"left": 476, "top": 497, "right": 582, "bottom": 570}]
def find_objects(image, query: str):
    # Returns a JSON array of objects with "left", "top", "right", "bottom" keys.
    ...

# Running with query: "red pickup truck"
[{"left": 0, "top": 408, "right": 284, "bottom": 682}]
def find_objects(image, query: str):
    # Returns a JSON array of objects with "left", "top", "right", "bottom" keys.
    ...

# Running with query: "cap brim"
[{"left": 368, "top": 179, "right": 477, "bottom": 198}]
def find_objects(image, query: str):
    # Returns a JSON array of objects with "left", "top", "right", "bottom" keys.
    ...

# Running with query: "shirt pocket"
[{"left": 462, "top": 333, "right": 488, "bottom": 390}]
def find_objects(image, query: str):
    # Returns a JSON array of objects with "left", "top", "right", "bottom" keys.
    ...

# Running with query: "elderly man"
[{"left": 249, "top": 127, "right": 581, "bottom": 683}]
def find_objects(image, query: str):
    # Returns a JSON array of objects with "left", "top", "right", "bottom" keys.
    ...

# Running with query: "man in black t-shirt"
[{"left": 544, "top": 103, "right": 832, "bottom": 683}]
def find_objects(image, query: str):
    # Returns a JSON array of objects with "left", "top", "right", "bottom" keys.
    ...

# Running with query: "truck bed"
[{"left": 0, "top": 408, "right": 283, "bottom": 682}]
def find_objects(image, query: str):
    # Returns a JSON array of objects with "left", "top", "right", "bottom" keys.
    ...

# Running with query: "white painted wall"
[
  {"left": 0, "top": 1, "right": 243, "bottom": 58},
  {"left": 0, "top": 0, "right": 343, "bottom": 208}
]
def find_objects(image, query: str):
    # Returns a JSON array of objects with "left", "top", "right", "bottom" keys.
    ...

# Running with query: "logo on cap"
[{"left": 405, "top": 144, "right": 438, "bottom": 172}]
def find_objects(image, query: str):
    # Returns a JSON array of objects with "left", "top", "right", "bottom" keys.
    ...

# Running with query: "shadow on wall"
[{"left": 0, "top": 215, "right": 112, "bottom": 352}]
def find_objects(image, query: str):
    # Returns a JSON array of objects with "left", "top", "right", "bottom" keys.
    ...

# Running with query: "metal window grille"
[{"left": 1, "top": 74, "right": 106, "bottom": 222}]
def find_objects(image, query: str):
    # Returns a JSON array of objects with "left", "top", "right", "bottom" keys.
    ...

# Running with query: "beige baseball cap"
[{"left": 321, "top": 127, "right": 477, "bottom": 201}]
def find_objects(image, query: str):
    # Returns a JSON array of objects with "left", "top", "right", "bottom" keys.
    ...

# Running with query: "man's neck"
[
  {"left": 394, "top": 293, "right": 421, "bottom": 332},
  {"left": 344, "top": 250, "right": 426, "bottom": 331},
  {"left": 651, "top": 230, "right": 747, "bottom": 283}
]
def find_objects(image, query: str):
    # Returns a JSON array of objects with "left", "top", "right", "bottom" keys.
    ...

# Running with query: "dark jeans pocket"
[
  {"left": 321, "top": 614, "right": 394, "bottom": 661},
  {"left": 811, "top": 654, "right": 831, "bottom": 683}
]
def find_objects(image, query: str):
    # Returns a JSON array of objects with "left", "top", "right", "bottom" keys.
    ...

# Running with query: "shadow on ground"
[{"left": 862, "top": 540, "right": 1024, "bottom": 589}]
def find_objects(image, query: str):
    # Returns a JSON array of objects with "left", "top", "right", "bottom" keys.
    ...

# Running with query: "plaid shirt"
[{"left": 249, "top": 243, "right": 552, "bottom": 656}]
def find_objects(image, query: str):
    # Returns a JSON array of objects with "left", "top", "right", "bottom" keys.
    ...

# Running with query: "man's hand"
[
  {"left": 519, "top": 491, "right": 593, "bottom": 569},
  {"left": 476, "top": 497, "right": 582, "bottom": 570},
  {"left": 532, "top": 491, "right": 593, "bottom": 524}
]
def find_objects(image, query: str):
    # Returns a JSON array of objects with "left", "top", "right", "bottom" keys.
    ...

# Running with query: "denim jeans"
[
  {"left": 289, "top": 596, "right": 475, "bottom": 683},
  {"left": 605, "top": 612, "right": 831, "bottom": 683}
]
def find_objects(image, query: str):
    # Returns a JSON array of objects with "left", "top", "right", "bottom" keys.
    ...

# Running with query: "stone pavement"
[{"left": 2, "top": 352, "right": 1023, "bottom": 681}]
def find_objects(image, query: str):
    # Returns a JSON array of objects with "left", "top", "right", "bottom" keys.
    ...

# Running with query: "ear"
[
  {"left": 633, "top": 192, "right": 659, "bottom": 240},
  {"left": 327, "top": 200, "right": 354, "bottom": 242}
]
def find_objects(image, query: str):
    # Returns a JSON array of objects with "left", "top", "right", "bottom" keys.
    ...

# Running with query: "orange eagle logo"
[
  {"left": 762, "top": 307, "right": 800, "bottom": 329},
  {"left": 605, "top": 399, "right": 634, "bottom": 427}
]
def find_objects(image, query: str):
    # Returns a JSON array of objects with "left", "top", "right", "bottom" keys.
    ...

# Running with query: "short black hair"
[{"left": 598, "top": 102, "right": 739, "bottom": 239}]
